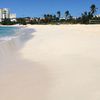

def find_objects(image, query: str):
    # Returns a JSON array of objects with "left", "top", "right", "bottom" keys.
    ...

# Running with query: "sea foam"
[{"left": 0, "top": 26, "right": 34, "bottom": 59}]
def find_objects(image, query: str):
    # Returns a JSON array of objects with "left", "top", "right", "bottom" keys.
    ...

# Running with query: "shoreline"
[
  {"left": 0, "top": 25, "right": 100, "bottom": 100},
  {"left": 0, "top": 26, "right": 34, "bottom": 60}
]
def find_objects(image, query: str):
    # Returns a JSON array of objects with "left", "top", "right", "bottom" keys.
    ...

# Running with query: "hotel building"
[{"left": 0, "top": 8, "right": 16, "bottom": 22}]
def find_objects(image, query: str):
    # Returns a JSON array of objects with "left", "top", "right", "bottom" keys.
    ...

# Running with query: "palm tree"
[
  {"left": 65, "top": 11, "right": 70, "bottom": 20},
  {"left": 57, "top": 11, "right": 61, "bottom": 19},
  {"left": 44, "top": 14, "right": 47, "bottom": 19},
  {"left": 53, "top": 15, "right": 56, "bottom": 20},
  {"left": 49, "top": 15, "right": 53, "bottom": 20},
  {"left": 81, "top": 11, "right": 89, "bottom": 24},
  {"left": 88, "top": 12, "right": 93, "bottom": 19},
  {"left": 90, "top": 4, "right": 97, "bottom": 16}
]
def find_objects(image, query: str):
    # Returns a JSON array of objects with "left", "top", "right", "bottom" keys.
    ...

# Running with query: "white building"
[
  {"left": 10, "top": 14, "right": 16, "bottom": 22},
  {"left": 0, "top": 8, "right": 16, "bottom": 22},
  {"left": 95, "top": 14, "right": 100, "bottom": 18},
  {"left": 0, "top": 9, "right": 2, "bottom": 22}
]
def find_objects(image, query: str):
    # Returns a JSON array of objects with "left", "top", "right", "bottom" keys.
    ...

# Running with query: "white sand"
[{"left": 0, "top": 25, "right": 100, "bottom": 100}]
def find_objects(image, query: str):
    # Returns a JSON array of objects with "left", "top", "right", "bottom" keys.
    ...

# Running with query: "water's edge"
[{"left": 0, "top": 27, "right": 35, "bottom": 59}]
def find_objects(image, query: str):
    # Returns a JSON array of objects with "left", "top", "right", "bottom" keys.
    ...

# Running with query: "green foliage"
[
  {"left": 1, "top": 4, "right": 99, "bottom": 25},
  {"left": 65, "top": 11, "right": 70, "bottom": 20},
  {"left": 17, "top": 18, "right": 27, "bottom": 25},
  {"left": 41, "top": 4, "right": 98, "bottom": 25},
  {"left": 57, "top": 11, "right": 61, "bottom": 19},
  {"left": 90, "top": 4, "right": 97, "bottom": 16},
  {"left": 1, "top": 19, "right": 16, "bottom": 25},
  {"left": 81, "top": 11, "right": 89, "bottom": 24},
  {"left": 43, "top": 14, "right": 58, "bottom": 23}
]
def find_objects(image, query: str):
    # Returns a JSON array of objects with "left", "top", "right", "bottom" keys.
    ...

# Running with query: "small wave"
[
  {"left": 0, "top": 27, "right": 35, "bottom": 44},
  {"left": 0, "top": 27, "right": 25, "bottom": 42},
  {"left": 0, "top": 27, "right": 35, "bottom": 58},
  {"left": 0, "top": 36, "right": 17, "bottom": 41}
]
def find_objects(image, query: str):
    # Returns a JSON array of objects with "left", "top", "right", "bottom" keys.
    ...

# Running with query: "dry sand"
[{"left": 0, "top": 25, "right": 100, "bottom": 100}]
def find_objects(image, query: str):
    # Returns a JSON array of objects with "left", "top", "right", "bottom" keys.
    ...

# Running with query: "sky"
[{"left": 0, "top": 0, "right": 100, "bottom": 17}]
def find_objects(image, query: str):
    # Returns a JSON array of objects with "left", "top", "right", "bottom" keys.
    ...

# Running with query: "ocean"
[
  {"left": 0, "top": 26, "right": 34, "bottom": 58},
  {"left": 0, "top": 26, "right": 34, "bottom": 41},
  {"left": 0, "top": 26, "right": 24, "bottom": 41}
]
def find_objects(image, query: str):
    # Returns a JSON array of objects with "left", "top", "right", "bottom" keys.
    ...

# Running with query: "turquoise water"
[
  {"left": 0, "top": 26, "right": 26, "bottom": 41},
  {"left": 0, "top": 26, "right": 20, "bottom": 39},
  {"left": 0, "top": 27, "right": 19, "bottom": 37},
  {"left": 0, "top": 26, "right": 34, "bottom": 42},
  {"left": 0, "top": 26, "right": 34, "bottom": 57}
]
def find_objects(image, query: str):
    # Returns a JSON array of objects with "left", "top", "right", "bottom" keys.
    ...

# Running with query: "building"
[
  {"left": 10, "top": 14, "right": 16, "bottom": 22},
  {"left": 95, "top": 14, "right": 100, "bottom": 18},
  {"left": 0, "top": 8, "right": 10, "bottom": 22},
  {"left": 0, "top": 8, "right": 16, "bottom": 22}
]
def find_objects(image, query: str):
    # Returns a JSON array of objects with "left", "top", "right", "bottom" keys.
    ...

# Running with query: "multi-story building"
[
  {"left": 0, "top": 8, "right": 16, "bottom": 22},
  {"left": 0, "top": 9, "right": 2, "bottom": 22}
]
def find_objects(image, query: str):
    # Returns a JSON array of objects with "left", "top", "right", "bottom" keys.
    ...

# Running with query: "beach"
[{"left": 0, "top": 25, "right": 100, "bottom": 100}]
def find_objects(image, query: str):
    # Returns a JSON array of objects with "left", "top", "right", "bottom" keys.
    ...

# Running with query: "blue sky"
[{"left": 0, "top": 0, "right": 100, "bottom": 17}]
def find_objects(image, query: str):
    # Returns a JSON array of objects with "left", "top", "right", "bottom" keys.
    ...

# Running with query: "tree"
[
  {"left": 49, "top": 15, "right": 53, "bottom": 20},
  {"left": 1, "top": 18, "right": 15, "bottom": 25},
  {"left": 81, "top": 11, "right": 89, "bottom": 24},
  {"left": 57, "top": 11, "right": 61, "bottom": 19},
  {"left": 88, "top": 12, "right": 93, "bottom": 19},
  {"left": 52, "top": 15, "right": 56, "bottom": 21},
  {"left": 90, "top": 4, "right": 97, "bottom": 16},
  {"left": 17, "top": 18, "right": 26, "bottom": 25},
  {"left": 44, "top": 14, "right": 47, "bottom": 19},
  {"left": 65, "top": 11, "right": 70, "bottom": 20}
]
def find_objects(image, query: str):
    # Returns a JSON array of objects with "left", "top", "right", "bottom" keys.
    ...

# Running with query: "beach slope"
[{"left": 0, "top": 25, "right": 100, "bottom": 100}]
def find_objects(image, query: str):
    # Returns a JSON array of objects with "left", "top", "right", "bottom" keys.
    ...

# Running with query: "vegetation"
[
  {"left": 1, "top": 18, "right": 16, "bottom": 25},
  {"left": 90, "top": 4, "right": 97, "bottom": 16},
  {"left": 1, "top": 4, "right": 100, "bottom": 25},
  {"left": 57, "top": 11, "right": 61, "bottom": 19},
  {"left": 16, "top": 18, "right": 27, "bottom": 25},
  {"left": 65, "top": 11, "right": 70, "bottom": 20}
]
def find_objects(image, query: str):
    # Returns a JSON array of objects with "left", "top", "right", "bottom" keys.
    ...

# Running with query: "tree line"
[{"left": 0, "top": 4, "right": 100, "bottom": 25}]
